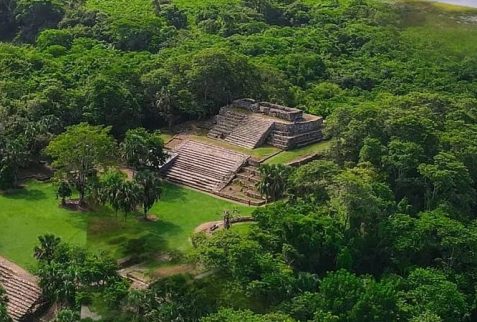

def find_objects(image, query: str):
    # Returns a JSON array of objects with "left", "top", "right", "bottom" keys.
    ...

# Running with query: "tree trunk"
[{"left": 79, "top": 188, "right": 85, "bottom": 207}]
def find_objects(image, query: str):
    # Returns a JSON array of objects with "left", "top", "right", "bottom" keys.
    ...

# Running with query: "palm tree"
[
  {"left": 34, "top": 234, "right": 61, "bottom": 263},
  {"left": 117, "top": 181, "right": 142, "bottom": 221},
  {"left": 99, "top": 169, "right": 126, "bottom": 216},
  {"left": 135, "top": 170, "right": 162, "bottom": 220},
  {"left": 256, "top": 164, "right": 291, "bottom": 202}
]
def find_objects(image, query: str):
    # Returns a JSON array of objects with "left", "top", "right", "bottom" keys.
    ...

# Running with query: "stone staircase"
[
  {"left": 224, "top": 116, "right": 275, "bottom": 149},
  {"left": 208, "top": 109, "right": 247, "bottom": 139},
  {"left": 161, "top": 140, "right": 249, "bottom": 193},
  {"left": 0, "top": 257, "right": 42, "bottom": 322},
  {"left": 219, "top": 160, "right": 266, "bottom": 206}
]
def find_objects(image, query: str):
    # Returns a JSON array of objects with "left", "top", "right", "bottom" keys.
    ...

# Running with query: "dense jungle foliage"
[{"left": 1, "top": 0, "right": 477, "bottom": 321}]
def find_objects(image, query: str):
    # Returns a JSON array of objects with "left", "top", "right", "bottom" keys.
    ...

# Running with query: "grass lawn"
[
  {"left": 264, "top": 140, "right": 331, "bottom": 165},
  {"left": 0, "top": 181, "right": 87, "bottom": 270},
  {"left": 0, "top": 181, "right": 253, "bottom": 270}
]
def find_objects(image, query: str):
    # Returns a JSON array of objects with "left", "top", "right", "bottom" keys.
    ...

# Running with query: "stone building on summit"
[{"left": 208, "top": 99, "right": 324, "bottom": 150}]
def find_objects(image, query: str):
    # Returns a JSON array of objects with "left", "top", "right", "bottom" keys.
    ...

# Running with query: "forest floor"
[{"left": 0, "top": 180, "right": 253, "bottom": 270}]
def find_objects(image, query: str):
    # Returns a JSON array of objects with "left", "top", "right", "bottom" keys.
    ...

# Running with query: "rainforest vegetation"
[{"left": 1, "top": 0, "right": 477, "bottom": 321}]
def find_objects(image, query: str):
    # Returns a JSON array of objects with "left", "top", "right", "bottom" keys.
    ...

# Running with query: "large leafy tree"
[
  {"left": 15, "top": 0, "right": 65, "bottom": 42},
  {"left": 287, "top": 160, "right": 340, "bottom": 202},
  {"left": 46, "top": 123, "right": 117, "bottom": 206},
  {"left": 36, "top": 237, "right": 122, "bottom": 309},
  {"left": 0, "top": 136, "right": 29, "bottom": 188},
  {"left": 418, "top": 152, "right": 476, "bottom": 216},
  {"left": 398, "top": 268, "right": 468, "bottom": 322},
  {"left": 121, "top": 128, "right": 167, "bottom": 171}
]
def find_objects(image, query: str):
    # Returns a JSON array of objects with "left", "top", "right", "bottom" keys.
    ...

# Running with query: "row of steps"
[
  {"left": 232, "top": 161, "right": 265, "bottom": 201},
  {"left": 208, "top": 109, "right": 248, "bottom": 139},
  {"left": 0, "top": 259, "right": 42, "bottom": 321},
  {"left": 161, "top": 140, "right": 249, "bottom": 193},
  {"left": 224, "top": 116, "right": 275, "bottom": 149}
]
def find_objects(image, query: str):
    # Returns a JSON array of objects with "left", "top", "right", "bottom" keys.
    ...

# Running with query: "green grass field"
[
  {"left": 0, "top": 181, "right": 253, "bottom": 270},
  {"left": 264, "top": 140, "right": 331, "bottom": 165},
  {"left": 400, "top": 1, "right": 477, "bottom": 56}
]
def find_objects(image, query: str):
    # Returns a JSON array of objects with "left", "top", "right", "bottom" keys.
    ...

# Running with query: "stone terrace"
[
  {"left": 160, "top": 140, "right": 249, "bottom": 193},
  {"left": 208, "top": 99, "right": 323, "bottom": 150},
  {"left": 0, "top": 257, "right": 43, "bottom": 322}
]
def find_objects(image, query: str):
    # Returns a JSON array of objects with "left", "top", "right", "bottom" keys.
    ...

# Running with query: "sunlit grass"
[
  {"left": 265, "top": 140, "right": 331, "bottom": 165},
  {"left": 0, "top": 181, "right": 253, "bottom": 270}
]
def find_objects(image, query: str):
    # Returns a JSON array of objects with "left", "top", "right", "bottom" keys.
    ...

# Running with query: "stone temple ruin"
[
  {"left": 208, "top": 99, "right": 324, "bottom": 150},
  {"left": 161, "top": 99, "right": 324, "bottom": 205},
  {"left": 0, "top": 256, "right": 44, "bottom": 321}
]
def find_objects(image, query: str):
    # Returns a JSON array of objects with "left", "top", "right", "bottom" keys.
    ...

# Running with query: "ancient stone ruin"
[
  {"left": 160, "top": 140, "right": 249, "bottom": 192},
  {"left": 208, "top": 99, "right": 324, "bottom": 150},
  {"left": 0, "top": 257, "right": 44, "bottom": 321}
]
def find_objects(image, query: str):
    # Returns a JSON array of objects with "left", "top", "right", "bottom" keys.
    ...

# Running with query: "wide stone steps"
[
  {"left": 208, "top": 109, "right": 248, "bottom": 139},
  {"left": 161, "top": 140, "right": 248, "bottom": 193},
  {"left": 0, "top": 259, "right": 42, "bottom": 322},
  {"left": 165, "top": 168, "right": 220, "bottom": 191},
  {"left": 177, "top": 146, "right": 243, "bottom": 166},
  {"left": 224, "top": 117, "right": 274, "bottom": 149}
]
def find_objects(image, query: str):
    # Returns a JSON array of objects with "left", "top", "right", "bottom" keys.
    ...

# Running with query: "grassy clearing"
[
  {"left": 0, "top": 181, "right": 87, "bottom": 270},
  {"left": 264, "top": 140, "right": 331, "bottom": 165},
  {"left": 0, "top": 181, "right": 253, "bottom": 269},
  {"left": 400, "top": 1, "right": 477, "bottom": 56}
]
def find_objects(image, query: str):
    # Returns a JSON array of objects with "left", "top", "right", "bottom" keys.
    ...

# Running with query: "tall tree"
[
  {"left": 135, "top": 170, "right": 162, "bottom": 219},
  {"left": 418, "top": 152, "right": 475, "bottom": 216},
  {"left": 46, "top": 123, "right": 117, "bottom": 206},
  {"left": 121, "top": 128, "right": 167, "bottom": 171},
  {"left": 99, "top": 168, "right": 127, "bottom": 216},
  {"left": 117, "top": 181, "right": 141, "bottom": 220},
  {"left": 257, "top": 164, "right": 291, "bottom": 201}
]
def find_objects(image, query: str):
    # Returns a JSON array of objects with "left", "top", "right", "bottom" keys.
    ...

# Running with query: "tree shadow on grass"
[
  {"left": 87, "top": 212, "right": 184, "bottom": 262},
  {"left": 161, "top": 182, "right": 188, "bottom": 203},
  {"left": 1, "top": 188, "right": 47, "bottom": 201}
]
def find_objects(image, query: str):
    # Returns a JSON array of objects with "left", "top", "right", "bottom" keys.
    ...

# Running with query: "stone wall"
[
  {"left": 273, "top": 118, "right": 323, "bottom": 135},
  {"left": 231, "top": 99, "right": 304, "bottom": 122},
  {"left": 213, "top": 99, "right": 324, "bottom": 150}
]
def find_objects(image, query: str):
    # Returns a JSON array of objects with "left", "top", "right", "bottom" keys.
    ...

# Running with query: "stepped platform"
[
  {"left": 208, "top": 99, "right": 324, "bottom": 150},
  {"left": 160, "top": 140, "right": 249, "bottom": 193},
  {"left": 219, "top": 161, "right": 266, "bottom": 206},
  {"left": 225, "top": 115, "right": 275, "bottom": 149},
  {"left": 0, "top": 257, "right": 43, "bottom": 322}
]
